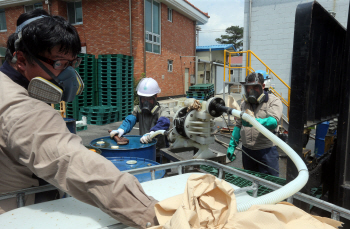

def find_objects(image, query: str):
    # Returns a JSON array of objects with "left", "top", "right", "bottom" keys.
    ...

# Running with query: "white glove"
[
  {"left": 140, "top": 131, "right": 154, "bottom": 144},
  {"left": 110, "top": 128, "right": 125, "bottom": 138}
]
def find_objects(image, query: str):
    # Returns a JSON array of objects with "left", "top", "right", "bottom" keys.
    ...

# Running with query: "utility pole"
[{"left": 196, "top": 26, "right": 201, "bottom": 46}]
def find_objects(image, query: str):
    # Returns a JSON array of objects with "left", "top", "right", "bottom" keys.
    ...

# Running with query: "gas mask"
[
  {"left": 242, "top": 79, "right": 265, "bottom": 104},
  {"left": 28, "top": 67, "right": 84, "bottom": 104},
  {"left": 139, "top": 96, "right": 158, "bottom": 114},
  {"left": 14, "top": 15, "right": 84, "bottom": 104}
]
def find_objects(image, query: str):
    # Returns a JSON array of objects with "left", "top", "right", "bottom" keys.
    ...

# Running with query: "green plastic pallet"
[
  {"left": 200, "top": 165, "right": 287, "bottom": 197},
  {"left": 189, "top": 84, "right": 214, "bottom": 90},
  {"left": 98, "top": 54, "right": 133, "bottom": 60},
  {"left": 80, "top": 106, "right": 118, "bottom": 113}
]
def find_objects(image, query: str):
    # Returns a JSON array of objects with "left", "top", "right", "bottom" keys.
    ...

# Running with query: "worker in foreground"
[
  {"left": 0, "top": 9, "right": 158, "bottom": 228},
  {"left": 110, "top": 78, "right": 171, "bottom": 162},
  {"left": 227, "top": 72, "right": 283, "bottom": 176}
]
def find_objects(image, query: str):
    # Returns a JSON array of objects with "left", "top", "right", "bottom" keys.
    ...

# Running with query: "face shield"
[
  {"left": 139, "top": 95, "right": 157, "bottom": 113},
  {"left": 242, "top": 81, "right": 265, "bottom": 104}
]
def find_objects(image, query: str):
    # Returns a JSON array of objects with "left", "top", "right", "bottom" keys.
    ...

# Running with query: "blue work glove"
[
  {"left": 256, "top": 117, "right": 278, "bottom": 130},
  {"left": 227, "top": 126, "right": 241, "bottom": 161}
]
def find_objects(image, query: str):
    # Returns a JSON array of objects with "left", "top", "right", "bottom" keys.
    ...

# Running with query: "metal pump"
[{"left": 165, "top": 97, "right": 232, "bottom": 159}]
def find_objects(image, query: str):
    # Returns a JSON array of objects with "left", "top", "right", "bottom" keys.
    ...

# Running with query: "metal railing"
[
  {"left": 2, "top": 159, "right": 349, "bottom": 225},
  {"left": 224, "top": 50, "right": 291, "bottom": 120}
]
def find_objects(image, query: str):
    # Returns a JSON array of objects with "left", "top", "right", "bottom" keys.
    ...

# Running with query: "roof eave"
[
  {"left": 0, "top": 0, "right": 42, "bottom": 8},
  {"left": 161, "top": 0, "right": 209, "bottom": 25},
  {"left": 196, "top": 45, "right": 236, "bottom": 52}
]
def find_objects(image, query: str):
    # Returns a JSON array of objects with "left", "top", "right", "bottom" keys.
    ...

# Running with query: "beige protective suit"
[
  {"left": 236, "top": 93, "right": 283, "bottom": 150},
  {"left": 0, "top": 72, "right": 158, "bottom": 228}
]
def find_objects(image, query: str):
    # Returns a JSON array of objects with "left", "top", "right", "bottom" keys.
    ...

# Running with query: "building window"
[
  {"left": 0, "top": 9, "right": 6, "bottom": 32},
  {"left": 24, "top": 3, "right": 43, "bottom": 13},
  {"left": 67, "top": 1, "right": 83, "bottom": 25},
  {"left": 167, "top": 8, "right": 172, "bottom": 22},
  {"left": 145, "top": 0, "right": 161, "bottom": 54},
  {"left": 168, "top": 60, "right": 173, "bottom": 72}
]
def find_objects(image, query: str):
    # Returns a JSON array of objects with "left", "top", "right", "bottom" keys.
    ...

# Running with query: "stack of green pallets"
[
  {"left": 200, "top": 165, "right": 286, "bottom": 197},
  {"left": 97, "top": 54, "right": 134, "bottom": 121},
  {"left": 80, "top": 106, "right": 119, "bottom": 125},
  {"left": 186, "top": 84, "right": 215, "bottom": 100},
  {"left": 66, "top": 53, "right": 97, "bottom": 120}
]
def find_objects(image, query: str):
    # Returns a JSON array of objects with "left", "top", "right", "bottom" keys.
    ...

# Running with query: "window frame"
[
  {"left": 67, "top": 1, "right": 83, "bottom": 25},
  {"left": 168, "top": 60, "right": 173, "bottom": 72},
  {"left": 145, "top": 0, "right": 161, "bottom": 54},
  {"left": 0, "top": 9, "right": 6, "bottom": 32},
  {"left": 24, "top": 3, "right": 43, "bottom": 13},
  {"left": 167, "top": 7, "right": 172, "bottom": 22}
]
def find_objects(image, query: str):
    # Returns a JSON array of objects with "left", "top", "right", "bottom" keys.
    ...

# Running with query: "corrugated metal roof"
[{"left": 196, "top": 44, "right": 236, "bottom": 52}]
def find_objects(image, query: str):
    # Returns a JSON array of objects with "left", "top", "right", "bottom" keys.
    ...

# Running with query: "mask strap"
[
  {"left": 242, "top": 94, "right": 248, "bottom": 103},
  {"left": 15, "top": 15, "right": 49, "bottom": 33},
  {"left": 21, "top": 39, "right": 59, "bottom": 84},
  {"left": 13, "top": 15, "right": 57, "bottom": 82},
  {"left": 257, "top": 93, "right": 266, "bottom": 104},
  {"left": 151, "top": 105, "right": 160, "bottom": 114}
]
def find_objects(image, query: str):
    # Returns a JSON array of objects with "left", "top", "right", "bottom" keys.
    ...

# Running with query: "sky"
[{"left": 188, "top": 0, "right": 245, "bottom": 47}]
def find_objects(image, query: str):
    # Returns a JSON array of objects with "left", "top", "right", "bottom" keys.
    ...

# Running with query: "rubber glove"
[
  {"left": 227, "top": 126, "right": 241, "bottom": 161},
  {"left": 242, "top": 120, "right": 252, "bottom": 127},
  {"left": 256, "top": 117, "right": 278, "bottom": 130},
  {"left": 110, "top": 128, "right": 125, "bottom": 138},
  {"left": 140, "top": 131, "right": 154, "bottom": 144}
]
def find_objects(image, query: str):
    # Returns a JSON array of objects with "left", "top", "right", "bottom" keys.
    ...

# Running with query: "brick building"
[{"left": 0, "top": 0, "right": 209, "bottom": 97}]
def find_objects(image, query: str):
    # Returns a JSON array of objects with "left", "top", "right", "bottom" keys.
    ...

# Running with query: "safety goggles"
[{"left": 36, "top": 54, "right": 82, "bottom": 70}]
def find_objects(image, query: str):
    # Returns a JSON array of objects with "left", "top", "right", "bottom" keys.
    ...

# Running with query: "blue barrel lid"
[
  {"left": 90, "top": 135, "right": 156, "bottom": 151},
  {"left": 107, "top": 157, "right": 159, "bottom": 170},
  {"left": 106, "top": 157, "right": 165, "bottom": 183}
]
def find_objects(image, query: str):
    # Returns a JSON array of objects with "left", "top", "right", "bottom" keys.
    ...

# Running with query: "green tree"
[{"left": 215, "top": 25, "right": 243, "bottom": 51}]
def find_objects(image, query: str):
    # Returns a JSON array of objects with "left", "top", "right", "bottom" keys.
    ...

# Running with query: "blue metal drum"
[
  {"left": 64, "top": 118, "right": 76, "bottom": 134},
  {"left": 90, "top": 135, "right": 157, "bottom": 161},
  {"left": 106, "top": 157, "right": 165, "bottom": 183}
]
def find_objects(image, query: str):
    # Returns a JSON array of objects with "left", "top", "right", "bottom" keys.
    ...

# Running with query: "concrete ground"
[{"left": 76, "top": 93, "right": 288, "bottom": 179}]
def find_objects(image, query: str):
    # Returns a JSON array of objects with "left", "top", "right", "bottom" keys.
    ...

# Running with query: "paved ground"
[{"left": 76, "top": 94, "right": 288, "bottom": 179}]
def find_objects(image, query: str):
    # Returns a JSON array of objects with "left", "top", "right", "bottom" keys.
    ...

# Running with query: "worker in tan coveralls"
[
  {"left": 227, "top": 72, "right": 283, "bottom": 176},
  {"left": 0, "top": 9, "right": 158, "bottom": 228}
]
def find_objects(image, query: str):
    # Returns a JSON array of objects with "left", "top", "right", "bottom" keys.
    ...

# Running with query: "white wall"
[{"left": 243, "top": 0, "right": 349, "bottom": 114}]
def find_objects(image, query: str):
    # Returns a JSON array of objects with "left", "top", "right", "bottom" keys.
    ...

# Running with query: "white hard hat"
[{"left": 136, "top": 78, "right": 161, "bottom": 97}]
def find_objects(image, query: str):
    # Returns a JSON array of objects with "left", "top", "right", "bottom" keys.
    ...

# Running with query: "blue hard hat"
[{"left": 255, "top": 70, "right": 270, "bottom": 80}]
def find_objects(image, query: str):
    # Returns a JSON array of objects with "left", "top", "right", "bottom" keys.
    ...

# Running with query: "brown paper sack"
[{"left": 149, "top": 174, "right": 342, "bottom": 229}]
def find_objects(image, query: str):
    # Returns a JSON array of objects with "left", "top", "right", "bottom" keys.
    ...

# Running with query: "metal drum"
[
  {"left": 64, "top": 118, "right": 76, "bottom": 134},
  {"left": 106, "top": 157, "right": 165, "bottom": 183},
  {"left": 90, "top": 135, "right": 157, "bottom": 161}
]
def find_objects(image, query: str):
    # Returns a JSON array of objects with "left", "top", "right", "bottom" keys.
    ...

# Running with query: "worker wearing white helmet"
[{"left": 110, "top": 78, "right": 171, "bottom": 160}]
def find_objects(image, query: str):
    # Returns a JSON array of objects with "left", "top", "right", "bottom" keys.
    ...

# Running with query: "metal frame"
[
  {"left": 67, "top": 1, "right": 83, "bottom": 25},
  {"left": 167, "top": 7, "right": 172, "bottom": 22},
  {"left": 24, "top": 2, "right": 43, "bottom": 13},
  {"left": 145, "top": 0, "right": 162, "bottom": 54},
  {"left": 287, "top": 1, "right": 348, "bottom": 210},
  {"left": 2, "top": 159, "right": 350, "bottom": 222},
  {"left": 160, "top": 147, "right": 226, "bottom": 164},
  {"left": 0, "top": 9, "right": 7, "bottom": 32}
]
